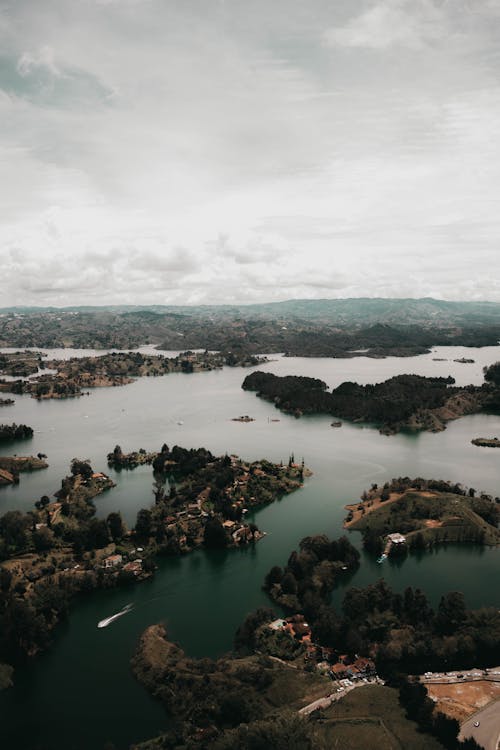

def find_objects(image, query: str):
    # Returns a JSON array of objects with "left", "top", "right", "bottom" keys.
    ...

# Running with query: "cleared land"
[
  {"left": 427, "top": 681, "right": 500, "bottom": 722},
  {"left": 318, "top": 685, "right": 444, "bottom": 750},
  {"left": 345, "top": 488, "right": 500, "bottom": 547}
]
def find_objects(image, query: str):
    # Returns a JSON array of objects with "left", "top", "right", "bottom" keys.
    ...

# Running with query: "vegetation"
[
  {"left": 0, "top": 455, "right": 48, "bottom": 487},
  {"left": 242, "top": 370, "right": 500, "bottom": 433},
  {"left": 0, "top": 423, "right": 33, "bottom": 443},
  {"left": 131, "top": 623, "right": 331, "bottom": 749},
  {"left": 3, "top": 301, "right": 500, "bottom": 355},
  {"left": 263, "top": 534, "right": 360, "bottom": 613},
  {"left": 0, "top": 350, "right": 266, "bottom": 400},
  {"left": 320, "top": 684, "right": 446, "bottom": 750},
  {"left": 0, "top": 459, "right": 119, "bottom": 662},
  {"left": 132, "top": 444, "right": 308, "bottom": 555},
  {"left": 345, "top": 478, "right": 500, "bottom": 554}
]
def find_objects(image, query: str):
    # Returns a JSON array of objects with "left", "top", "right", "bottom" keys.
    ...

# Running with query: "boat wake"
[{"left": 97, "top": 603, "right": 133, "bottom": 629}]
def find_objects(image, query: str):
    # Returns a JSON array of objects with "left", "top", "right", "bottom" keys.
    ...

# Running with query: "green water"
[{"left": 1, "top": 347, "right": 500, "bottom": 749}]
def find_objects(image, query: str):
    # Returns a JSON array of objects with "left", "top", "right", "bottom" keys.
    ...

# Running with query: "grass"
[
  {"left": 317, "top": 685, "right": 444, "bottom": 750},
  {"left": 350, "top": 490, "right": 500, "bottom": 546}
]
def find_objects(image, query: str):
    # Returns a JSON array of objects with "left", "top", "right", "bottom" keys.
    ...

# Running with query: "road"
[
  {"left": 299, "top": 679, "right": 384, "bottom": 716},
  {"left": 459, "top": 699, "right": 500, "bottom": 750},
  {"left": 420, "top": 667, "right": 500, "bottom": 686},
  {"left": 299, "top": 685, "right": 356, "bottom": 716}
]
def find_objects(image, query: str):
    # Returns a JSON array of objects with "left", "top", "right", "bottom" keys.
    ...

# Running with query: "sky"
[{"left": 1, "top": 0, "right": 500, "bottom": 306}]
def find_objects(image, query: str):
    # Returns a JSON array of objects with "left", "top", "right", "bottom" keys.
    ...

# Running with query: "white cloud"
[
  {"left": 17, "top": 45, "right": 62, "bottom": 77},
  {"left": 324, "top": 1, "right": 446, "bottom": 51}
]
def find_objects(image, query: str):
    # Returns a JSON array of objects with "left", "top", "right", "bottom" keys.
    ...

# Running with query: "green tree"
[
  {"left": 106, "top": 512, "right": 125, "bottom": 542},
  {"left": 203, "top": 517, "right": 227, "bottom": 548}
]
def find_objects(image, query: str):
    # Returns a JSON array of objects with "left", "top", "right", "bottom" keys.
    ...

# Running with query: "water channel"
[{"left": 1, "top": 346, "right": 499, "bottom": 749}]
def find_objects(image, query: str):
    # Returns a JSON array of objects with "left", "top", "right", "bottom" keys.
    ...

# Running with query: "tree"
[
  {"left": 203, "top": 517, "right": 227, "bottom": 548},
  {"left": 483, "top": 362, "right": 500, "bottom": 386},
  {"left": 135, "top": 509, "right": 153, "bottom": 539},
  {"left": 70, "top": 459, "right": 93, "bottom": 479},
  {"left": 281, "top": 571, "right": 298, "bottom": 595},
  {"left": 234, "top": 607, "right": 275, "bottom": 653},
  {"left": 107, "top": 512, "right": 125, "bottom": 542},
  {"left": 436, "top": 592, "right": 467, "bottom": 635},
  {"left": 86, "top": 518, "right": 110, "bottom": 549},
  {"left": 33, "top": 526, "right": 55, "bottom": 552},
  {"left": 264, "top": 565, "right": 283, "bottom": 589}
]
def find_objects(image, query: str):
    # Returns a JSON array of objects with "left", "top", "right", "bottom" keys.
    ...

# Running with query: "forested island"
[
  {"left": 471, "top": 437, "right": 500, "bottom": 448},
  {"left": 0, "top": 350, "right": 266, "bottom": 400},
  {"left": 242, "top": 366, "right": 500, "bottom": 434},
  {"left": 0, "top": 423, "right": 33, "bottom": 443},
  {"left": 343, "top": 478, "right": 500, "bottom": 557}
]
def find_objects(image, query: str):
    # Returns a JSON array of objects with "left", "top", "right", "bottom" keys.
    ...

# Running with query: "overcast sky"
[{"left": 1, "top": 0, "right": 500, "bottom": 306}]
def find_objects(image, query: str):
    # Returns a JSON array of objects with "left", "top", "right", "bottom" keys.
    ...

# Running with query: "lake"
[{"left": 1, "top": 346, "right": 500, "bottom": 749}]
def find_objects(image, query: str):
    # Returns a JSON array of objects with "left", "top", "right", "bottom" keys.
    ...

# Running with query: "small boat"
[
  {"left": 331, "top": 421, "right": 342, "bottom": 428},
  {"left": 376, "top": 554, "right": 387, "bottom": 564},
  {"left": 177, "top": 420, "right": 184, "bottom": 425},
  {"left": 97, "top": 603, "right": 133, "bottom": 629}
]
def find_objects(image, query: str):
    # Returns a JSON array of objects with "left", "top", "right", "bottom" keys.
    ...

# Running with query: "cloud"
[
  {"left": 0, "top": 0, "right": 499, "bottom": 306},
  {"left": 324, "top": 1, "right": 446, "bottom": 51}
]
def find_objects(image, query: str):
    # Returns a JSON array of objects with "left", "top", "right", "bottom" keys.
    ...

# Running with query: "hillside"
[
  {"left": 2, "top": 298, "right": 500, "bottom": 353},
  {"left": 345, "top": 481, "right": 500, "bottom": 549}
]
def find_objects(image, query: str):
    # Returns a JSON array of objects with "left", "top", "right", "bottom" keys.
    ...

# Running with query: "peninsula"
[
  {"left": 131, "top": 525, "right": 500, "bottom": 750},
  {"left": 0, "top": 446, "right": 309, "bottom": 679},
  {"left": 242, "top": 368, "right": 500, "bottom": 434},
  {"left": 0, "top": 455, "right": 48, "bottom": 487},
  {"left": 343, "top": 478, "right": 500, "bottom": 556}
]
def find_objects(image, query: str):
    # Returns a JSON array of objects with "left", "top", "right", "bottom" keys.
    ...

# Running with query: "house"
[
  {"left": 123, "top": 560, "right": 142, "bottom": 576},
  {"left": 330, "top": 663, "right": 348, "bottom": 680},
  {"left": 387, "top": 532, "right": 406, "bottom": 544},
  {"left": 103, "top": 554, "right": 122, "bottom": 568},
  {"left": 269, "top": 619, "right": 286, "bottom": 631}
]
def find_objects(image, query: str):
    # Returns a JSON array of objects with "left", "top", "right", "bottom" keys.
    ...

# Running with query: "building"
[
  {"left": 387, "top": 532, "right": 406, "bottom": 544},
  {"left": 103, "top": 554, "right": 123, "bottom": 568}
]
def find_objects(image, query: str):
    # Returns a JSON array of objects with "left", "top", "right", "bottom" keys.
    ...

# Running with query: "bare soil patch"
[{"left": 427, "top": 681, "right": 500, "bottom": 722}]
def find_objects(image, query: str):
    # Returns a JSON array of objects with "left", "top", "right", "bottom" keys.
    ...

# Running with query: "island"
[
  {"left": 242, "top": 368, "right": 500, "bottom": 434},
  {"left": 471, "top": 437, "right": 500, "bottom": 448},
  {"left": 0, "top": 398, "right": 14, "bottom": 407},
  {"left": 343, "top": 478, "right": 500, "bottom": 557},
  {"left": 0, "top": 350, "right": 267, "bottom": 401},
  {"left": 0, "top": 423, "right": 33, "bottom": 443}
]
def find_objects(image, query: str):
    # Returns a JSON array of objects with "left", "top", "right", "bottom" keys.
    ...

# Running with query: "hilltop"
[{"left": 1, "top": 298, "right": 500, "bottom": 353}]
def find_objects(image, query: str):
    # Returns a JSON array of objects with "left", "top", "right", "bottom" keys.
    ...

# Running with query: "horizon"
[{"left": 2, "top": 294, "right": 500, "bottom": 313}]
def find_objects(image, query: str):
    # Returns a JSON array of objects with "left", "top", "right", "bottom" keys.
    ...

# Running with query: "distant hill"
[{"left": 3, "top": 298, "right": 500, "bottom": 327}]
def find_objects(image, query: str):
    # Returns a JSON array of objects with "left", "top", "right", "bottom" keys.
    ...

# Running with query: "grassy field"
[
  {"left": 318, "top": 685, "right": 444, "bottom": 750},
  {"left": 349, "top": 489, "right": 500, "bottom": 546}
]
